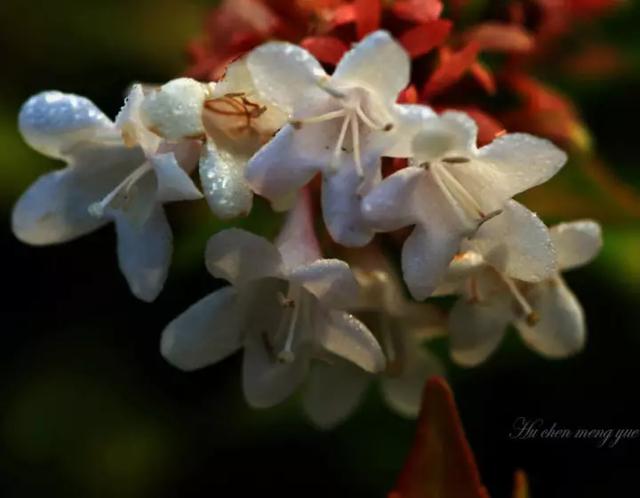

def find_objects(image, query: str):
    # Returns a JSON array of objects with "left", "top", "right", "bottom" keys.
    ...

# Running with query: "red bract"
[
  {"left": 391, "top": 0, "right": 443, "bottom": 23},
  {"left": 399, "top": 20, "right": 452, "bottom": 58},
  {"left": 300, "top": 36, "right": 349, "bottom": 65},
  {"left": 389, "top": 377, "right": 490, "bottom": 498},
  {"left": 422, "top": 42, "right": 481, "bottom": 98}
]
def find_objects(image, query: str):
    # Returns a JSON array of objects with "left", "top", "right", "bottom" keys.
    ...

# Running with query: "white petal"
[
  {"left": 303, "top": 359, "right": 370, "bottom": 429},
  {"left": 19, "top": 91, "right": 116, "bottom": 159},
  {"left": 467, "top": 200, "right": 557, "bottom": 282},
  {"left": 516, "top": 277, "right": 585, "bottom": 358},
  {"left": 397, "top": 302, "right": 447, "bottom": 340},
  {"left": 412, "top": 111, "right": 478, "bottom": 160},
  {"left": 322, "top": 166, "right": 376, "bottom": 247},
  {"left": 140, "top": 78, "right": 207, "bottom": 141},
  {"left": 199, "top": 141, "right": 253, "bottom": 219},
  {"left": 205, "top": 228, "right": 283, "bottom": 286},
  {"left": 242, "top": 334, "right": 310, "bottom": 408},
  {"left": 402, "top": 222, "right": 462, "bottom": 301},
  {"left": 245, "top": 126, "right": 321, "bottom": 200},
  {"left": 151, "top": 152, "right": 202, "bottom": 203},
  {"left": 449, "top": 297, "right": 512, "bottom": 367},
  {"left": 247, "top": 42, "right": 327, "bottom": 115},
  {"left": 333, "top": 31, "right": 410, "bottom": 102},
  {"left": 115, "top": 85, "right": 160, "bottom": 153},
  {"left": 12, "top": 169, "right": 108, "bottom": 245},
  {"left": 550, "top": 220, "right": 603, "bottom": 271},
  {"left": 316, "top": 310, "right": 385, "bottom": 373},
  {"left": 477, "top": 133, "right": 567, "bottom": 196},
  {"left": 160, "top": 287, "right": 243, "bottom": 371},
  {"left": 12, "top": 143, "right": 143, "bottom": 245},
  {"left": 115, "top": 206, "right": 172, "bottom": 302},
  {"left": 361, "top": 166, "right": 424, "bottom": 232},
  {"left": 289, "top": 259, "right": 360, "bottom": 309},
  {"left": 381, "top": 346, "right": 443, "bottom": 418},
  {"left": 384, "top": 104, "right": 437, "bottom": 158},
  {"left": 275, "top": 189, "right": 321, "bottom": 269}
]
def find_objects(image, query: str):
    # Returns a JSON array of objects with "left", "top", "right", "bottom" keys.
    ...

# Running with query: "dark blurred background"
[{"left": 1, "top": 1, "right": 640, "bottom": 497}]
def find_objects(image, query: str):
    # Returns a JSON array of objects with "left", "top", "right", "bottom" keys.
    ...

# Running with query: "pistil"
[{"left": 88, "top": 162, "right": 152, "bottom": 218}]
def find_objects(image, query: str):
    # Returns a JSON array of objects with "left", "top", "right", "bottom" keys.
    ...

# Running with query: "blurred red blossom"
[{"left": 186, "top": 0, "right": 623, "bottom": 150}]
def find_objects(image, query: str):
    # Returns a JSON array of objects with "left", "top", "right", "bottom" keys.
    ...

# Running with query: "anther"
[
  {"left": 526, "top": 311, "right": 540, "bottom": 326},
  {"left": 383, "top": 123, "right": 394, "bottom": 131},
  {"left": 442, "top": 156, "right": 470, "bottom": 164}
]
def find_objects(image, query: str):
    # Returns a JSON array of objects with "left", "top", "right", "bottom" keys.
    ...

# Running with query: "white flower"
[
  {"left": 13, "top": 88, "right": 202, "bottom": 301},
  {"left": 362, "top": 111, "right": 567, "bottom": 300},
  {"left": 160, "top": 193, "right": 385, "bottom": 409},
  {"left": 140, "top": 66, "right": 287, "bottom": 220},
  {"left": 437, "top": 218, "right": 602, "bottom": 366},
  {"left": 303, "top": 249, "right": 445, "bottom": 429},
  {"left": 245, "top": 30, "right": 434, "bottom": 246}
]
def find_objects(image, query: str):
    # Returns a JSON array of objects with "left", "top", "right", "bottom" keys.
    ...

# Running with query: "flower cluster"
[{"left": 13, "top": 28, "right": 602, "bottom": 427}]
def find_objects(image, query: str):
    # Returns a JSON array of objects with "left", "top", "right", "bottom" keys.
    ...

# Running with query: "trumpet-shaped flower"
[
  {"left": 161, "top": 194, "right": 385, "bottom": 409},
  {"left": 303, "top": 249, "right": 445, "bottom": 429},
  {"left": 362, "top": 111, "right": 567, "bottom": 300},
  {"left": 13, "top": 87, "right": 202, "bottom": 301},
  {"left": 437, "top": 218, "right": 602, "bottom": 366},
  {"left": 246, "top": 30, "right": 434, "bottom": 246}
]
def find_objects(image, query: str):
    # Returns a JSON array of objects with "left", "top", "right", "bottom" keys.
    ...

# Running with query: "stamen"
[
  {"left": 430, "top": 163, "right": 482, "bottom": 230},
  {"left": 442, "top": 156, "right": 471, "bottom": 164},
  {"left": 350, "top": 114, "right": 363, "bottom": 179},
  {"left": 329, "top": 114, "right": 351, "bottom": 173},
  {"left": 290, "top": 109, "right": 346, "bottom": 129},
  {"left": 355, "top": 104, "right": 387, "bottom": 131},
  {"left": 88, "top": 163, "right": 152, "bottom": 218},
  {"left": 499, "top": 274, "right": 538, "bottom": 325},
  {"left": 274, "top": 286, "right": 303, "bottom": 364}
]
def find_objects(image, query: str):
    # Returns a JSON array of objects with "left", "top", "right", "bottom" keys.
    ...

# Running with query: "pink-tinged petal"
[
  {"left": 333, "top": 31, "right": 410, "bottom": 102},
  {"left": 205, "top": 228, "right": 283, "bottom": 286},
  {"left": 550, "top": 220, "right": 603, "bottom": 271},
  {"left": 151, "top": 152, "right": 202, "bottom": 203},
  {"left": 449, "top": 296, "right": 512, "bottom": 367},
  {"left": 303, "top": 359, "right": 370, "bottom": 429},
  {"left": 242, "top": 334, "right": 310, "bottom": 408},
  {"left": 290, "top": 259, "right": 360, "bottom": 309},
  {"left": 19, "top": 91, "right": 116, "bottom": 160},
  {"left": 467, "top": 200, "right": 557, "bottom": 282},
  {"left": 161, "top": 287, "right": 243, "bottom": 371},
  {"left": 276, "top": 188, "right": 322, "bottom": 269},
  {"left": 245, "top": 126, "right": 322, "bottom": 200},
  {"left": 516, "top": 277, "right": 586, "bottom": 358},
  {"left": 477, "top": 133, "right": 567, "bottom": 196},
  {"left": 247, "top": 41, "right": 327, "bottom": 115},
  {"left": 115, "top": 206, "right": 172, "bottom": 302},
  {"left": 361, "top": 166, "right": 424, "bottom": 232},
  {"left": 316, "top": 310, "right": 385, "bottom": 373},
  {"left": 322, "top": 166, "right": 376, "bottom": 247}
]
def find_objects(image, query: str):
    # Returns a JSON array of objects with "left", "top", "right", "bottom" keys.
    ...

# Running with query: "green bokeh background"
[{"left": 1, "top": 1, "right": 639, "bottom": 497}]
